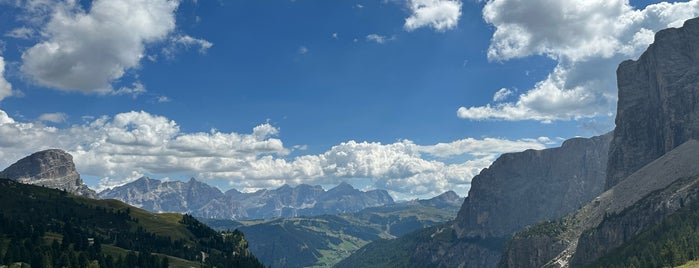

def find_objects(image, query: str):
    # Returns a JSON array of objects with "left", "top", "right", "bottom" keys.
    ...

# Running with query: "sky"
[{"left": 0, "top": 0, "right": 698, "bottom": 200}]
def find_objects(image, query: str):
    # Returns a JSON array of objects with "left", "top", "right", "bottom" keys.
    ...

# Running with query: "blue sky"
[{"left": 0, "top": 0, "right": 697, "bottom": 199}]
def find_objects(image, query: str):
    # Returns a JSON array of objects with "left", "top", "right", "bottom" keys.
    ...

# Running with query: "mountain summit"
[{"left": 0, "top": 149, "right": 97, "bottom": 198}]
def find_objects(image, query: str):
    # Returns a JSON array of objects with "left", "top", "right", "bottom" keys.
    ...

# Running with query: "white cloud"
[
  {"left": 157, "top": 96, "right": 171, "bottom": 103},
  {"left": 5, "top": 27, "right": 34, "bottom": 39},
  {"left": 20, "top": 0, "right": 179, "bottom": 93},
  {"left": 366, "top": 34, "right": 395, "bottom": 44},
  {"left": 113, "top": 82, "right": 147, "bottom": 98},
  {"left": 492, "top": 87, "right": 513, "bottom": 102},
  {"left": 0, "top": 56, "right": 13, "bottom": 101},
  {"left": 418, "top": 137, "right": 547, "bottom": 158},
  {"left": 38, "top": 112, "right": 67, "bottom": 123},
  {"left": 458, "top": 0, "right": 699, "bottom": 122},
  {"left": 162, "top": 34, "right": 213, "bottom": 58},
  {"left": 404, "top": 0, "right": 462, "bottom": 32},
  {"left": 298, "top": 46, "right": 309, "bottom": 54},
  {"left": 0, "top": 108, "right": 551, "bottom": 198}
]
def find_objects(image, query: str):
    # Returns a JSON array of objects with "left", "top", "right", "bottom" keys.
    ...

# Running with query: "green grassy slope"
[{"left": 0, "top": 178, "right": 263, "bottom": 267}]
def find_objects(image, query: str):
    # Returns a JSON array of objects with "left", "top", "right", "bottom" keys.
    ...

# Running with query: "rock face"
[
  {"left": 454, "top": 133, "right": 612, "bottom": 239},
  {"left": 501, "top": 140, "right": 699, "bottom": 268},
  {"left": 0, "top": 149, "right": 97, "bottom": 198},
  {"left": 100, "top": 179, "right": 394, "bottom": 220},
  {"left": 607, "top": 17, "right": 699, "bottom": 189}
]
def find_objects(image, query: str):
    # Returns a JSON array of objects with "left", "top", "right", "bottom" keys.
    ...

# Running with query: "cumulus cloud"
[
  {"left": 0, "top": 56, "right": 13, "bottom": 101},
  {"left": 20, "top": 0, "right": 179, "bottom": 93},
  {"left": 458, "top": 0, "right": 699, "bottom": 122},
  {"left": 404, "top": 0, "right": 462, "bottom": 32},
  {"left": 0, "top": 108, "right": 551, "bottom": 198}
]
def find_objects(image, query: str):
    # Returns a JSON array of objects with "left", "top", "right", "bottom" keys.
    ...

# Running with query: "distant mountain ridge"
[{"left": 100, "top": 178, "right": 395, "bottom": 220}]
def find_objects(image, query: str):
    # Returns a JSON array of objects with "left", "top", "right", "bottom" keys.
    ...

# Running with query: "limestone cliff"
[
  {"left": 454, "top": 133, "right": 612, "bottom": 239},
  {"left": 0, "top": 149, "right": 97, "bottom": 198},
  {"left": 607, "top": 17, "right": 699, "bottom": 189}
]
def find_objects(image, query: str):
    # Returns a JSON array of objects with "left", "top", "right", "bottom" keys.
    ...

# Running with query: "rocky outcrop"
[
  {"left": 100, "top": 179, "right": 394, "bottom": 220},
  {"left": 455, "top": 133, "right": 612, "bottom": 239},
  {"left": 0, "top": 149, "right": 97, "bottom": 198},
  {"left": 607, "top": 17, "right": 699, "bottom": 189}
]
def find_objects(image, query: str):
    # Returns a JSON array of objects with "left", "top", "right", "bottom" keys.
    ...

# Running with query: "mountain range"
[{"left": 99, "top": 177, "right": 395, "bottom": 220}]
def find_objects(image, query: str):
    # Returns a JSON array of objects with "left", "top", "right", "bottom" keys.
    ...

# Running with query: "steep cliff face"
[
  {"left": 0, "top": 149, "right": 97, "bottom": 198},
  {"left": 607, "top": 17, "right": 699, "bottom": 189},
  {"left": 455, "top": 133, "right": 612, "bottom": 239}
]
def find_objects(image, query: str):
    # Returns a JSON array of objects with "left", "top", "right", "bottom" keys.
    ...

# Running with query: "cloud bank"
[
  {"left": 458, "top": 0, "right": 699, "bottom": 122},
  {"left": 0, "top": 109, "right": 550, "bottom": 198}
]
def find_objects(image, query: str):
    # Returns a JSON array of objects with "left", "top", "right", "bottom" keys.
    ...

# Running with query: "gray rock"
[
  {"left": 454, "top": 133, "right": 612, "bottom": 239},
  {"left": 607, "top": 17, "right": 699, "bottom": 189},
  {"left": 0, "top": 149, "right": 97, "bottom": 198},
  {"left": 99, "top": 177, "right": 224, "bottom": 213}
]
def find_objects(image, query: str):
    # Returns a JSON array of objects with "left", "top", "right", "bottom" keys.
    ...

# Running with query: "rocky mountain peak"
[
  {"left": 0, "top": 149, "right": 97, "bottom": 198},
  {"left": 607, "top": 17, "right": 699, "bottom": 189},
  {"left": 326, "top": 182, "right": 359, "bottom": 195},
  {"left": 417, "top": 190, "right": 464, "bottom": 208}
]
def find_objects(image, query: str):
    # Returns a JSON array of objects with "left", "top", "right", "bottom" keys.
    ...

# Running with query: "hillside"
[
  {"left": 201, "top": 191, "right": 463, "bottom": 268},
  {"left": 0, "top": 178, "right": 263, "bottom": 267}
]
